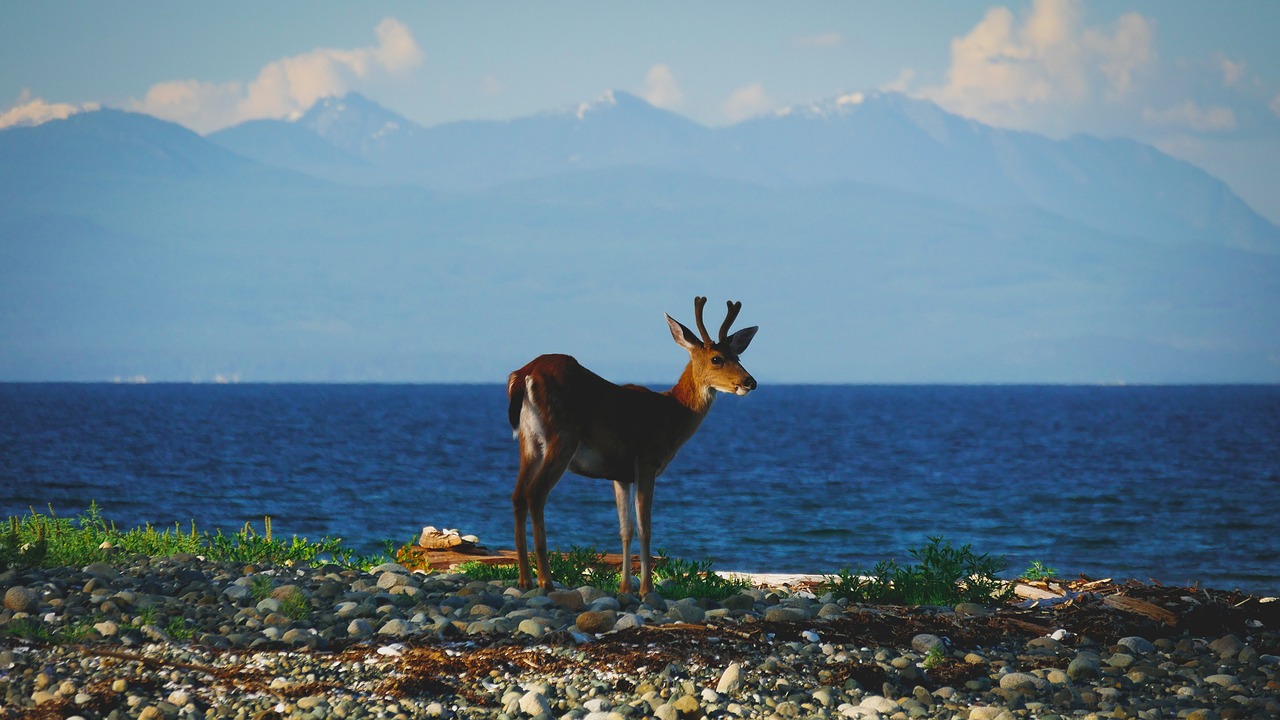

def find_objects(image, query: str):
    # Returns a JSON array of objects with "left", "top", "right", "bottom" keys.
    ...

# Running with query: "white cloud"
[
  {"left": 919, "top": 0, "right": 1153, "bottom": 128},
  {"left": 723, "top": 83, "right": 773, "bottom": 123},
  {"left": 1143, "top": 100, "right": 1236, "bottom": 132},
  {"left": 1084, "top": 11, "right": 1154, "bottom": 98},
  {"left": 881, "top": 68, "right": 916, "bottom": 94},
  {"left": 1217, "top": 54, "right": 1246, "bottom": 88},
  {"left": 0, "top": 90, "right": 99, "bottom": 130},
  {"left": 641, "top": 64, "right": 684, "bottom": 110},
  {"left": 794, "top": 32, "right": 844, "bottom": 49},
  {"left": 1272, "top": 92, "right": 1280, "bottom": 119},
  {"left": 128, "top": 18, "right": 423, "bottom": 134},
  {"left": 481, "top": 74, "right": 504, "bottom": 97}
]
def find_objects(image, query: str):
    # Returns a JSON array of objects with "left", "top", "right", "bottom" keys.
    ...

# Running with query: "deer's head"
[{"left": 667, "top": 297, "right": 758, "bottom": 396}]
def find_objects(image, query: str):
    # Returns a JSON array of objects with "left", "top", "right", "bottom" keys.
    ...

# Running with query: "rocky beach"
[{"left": 2, "top": 554, "right": 1278, "bottom": 720}]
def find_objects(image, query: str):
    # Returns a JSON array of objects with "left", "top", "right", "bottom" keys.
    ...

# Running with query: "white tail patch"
[{"left": 519, "top": 375, "right": 548, "bottom": 451}]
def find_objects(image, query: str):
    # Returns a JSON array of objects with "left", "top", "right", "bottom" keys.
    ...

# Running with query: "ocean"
[{"left": 2, "top": 383, "right": 1277, "bottom": 594}]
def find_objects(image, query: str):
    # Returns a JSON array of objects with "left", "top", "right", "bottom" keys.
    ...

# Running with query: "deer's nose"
[{"left": 742, "top": 375, "right": 757, "bottom": 392}]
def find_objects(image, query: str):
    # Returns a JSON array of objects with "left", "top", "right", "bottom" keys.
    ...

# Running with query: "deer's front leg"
[
  {"left": 635, "top": 471, "right": 656, "bottom": 596},
  {"left": 613, "top": 479, "right": 636, "bottom": 594}
]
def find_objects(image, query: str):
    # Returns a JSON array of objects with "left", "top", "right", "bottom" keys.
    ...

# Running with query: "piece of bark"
[{"left": 1102, "top": 593, "right": 1178, "bottom": 625}]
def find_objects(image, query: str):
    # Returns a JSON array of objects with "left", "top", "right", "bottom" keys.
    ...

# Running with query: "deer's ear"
[
  {"left": 666, "top": 314, "right": 701, "bottom": 350},
  {"left": 727, "top": 326, "right": 758, "bottom": 355}
]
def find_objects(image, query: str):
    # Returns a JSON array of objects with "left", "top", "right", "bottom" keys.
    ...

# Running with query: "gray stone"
[
  {"left": 614, "top": 612, "right": 643, "bottom": 631},
  {"left": 83, "top": 562, "right": 117, "bottom": 579},
  {"left": 378, "top": 618, "right": 411, "bottom": 636},
  {"left": 667, "top": 604, "right": 706, "bottom": 623},
  {"left": 1204, "top": 673, "right": 1239, "bottom": 688},
  {"left": 763, "top": 606, "right": 807, "bottom": 623},
  {"left": 812, "top": 687, "right": 835, "bottom": 707},
  {"left": 517, "top": 618, "right": 548, "bottom": 638},
  {"left": 1067, "top": 655, "right": 1101, "bottom": 680},
  {"left": 376, "top": 571, "right": 407, "bottom": 590},
  {"left": 347, "top": 619, "right": 373, "bottom": 637},
  {"left": 910, "top": 633, "right": 944, "bottom": 654},
  {"left": 817, "top": 602, "right": 845, "bottom": 619},
  {"left": 588, "top": 596, "right": 621, "bottom": 612},
  {"left": 720, "top": 593, "right": 756, "bottom": 612},
  {"left": 998, "top": 672, "right": 1043, "bottom": 693},
  {"left": 1106, "top": 652, "right": 1135, "bottom": 669},
  {"left": 1117, "top": 636, "right": 1156, "bottom": 655},
  {"left": 1209, "top": 634, "right": 1244, "bottom": 659}
]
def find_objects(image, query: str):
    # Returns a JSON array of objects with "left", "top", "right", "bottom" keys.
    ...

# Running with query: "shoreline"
[{"left": 2, "top": 554, "right": 1278, "bottom": 719}]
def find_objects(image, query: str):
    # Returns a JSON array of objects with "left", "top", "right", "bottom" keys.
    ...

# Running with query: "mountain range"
[{"left": 2, "top": 91, "right": 1278, "bottom": 382}]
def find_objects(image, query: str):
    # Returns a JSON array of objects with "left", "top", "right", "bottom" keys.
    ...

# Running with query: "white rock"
[
  {"left": 716, "top": 662, "right": 742, "bottom": 694},
  {"left": 519, "top": 690, "right": 552, "bottom": 716},
  {"left": 860, "top": 695, "right": 900, "bottom": 713}
]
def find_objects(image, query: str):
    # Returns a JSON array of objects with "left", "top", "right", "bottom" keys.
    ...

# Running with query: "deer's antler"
[
  {"left": 693, "top": 296, "right": 713, "bottom": 345},
  {"left": 719, "top": 300, "right": 742, "bottom": 343}
]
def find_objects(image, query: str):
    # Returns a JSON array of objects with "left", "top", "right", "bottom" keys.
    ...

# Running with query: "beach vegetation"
[
  {"left": 165, "top": 616, "right": 195, "bottom": 641},
  {"left": 455, "top": 546, "right": 749, "bottom": 600},
  {"left": 280, "top": 591, "right": 313, "bottom": 621},
  {"left": 0, "top": 503, "right": 395, "bottom": 571},
  {"left": 1021, "top": 560, "right": 1059, "bottom": 581},
  {"left": 922, "top": 643, "right": 948, "bottom": 669},
  {"left": 820, "top": 535, "right": 1015, "bottom": 606}
]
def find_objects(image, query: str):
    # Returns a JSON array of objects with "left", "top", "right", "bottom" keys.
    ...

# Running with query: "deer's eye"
[{"left": 710, "top": 355, "right": 724, "bottom": 367}]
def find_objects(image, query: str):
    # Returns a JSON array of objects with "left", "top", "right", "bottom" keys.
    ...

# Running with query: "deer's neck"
[{"left": 668, "top": 363, "right": 716, "bottom": 418}]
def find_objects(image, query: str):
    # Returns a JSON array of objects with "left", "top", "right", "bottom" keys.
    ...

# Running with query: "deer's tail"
[{"left": 506, "top": 370, "right": 527, "bottom": 439}]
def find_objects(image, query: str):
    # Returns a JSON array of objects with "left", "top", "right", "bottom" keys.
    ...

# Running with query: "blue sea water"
[{"left": 1, "top": 383, "right": 1277, "bottom": 594}]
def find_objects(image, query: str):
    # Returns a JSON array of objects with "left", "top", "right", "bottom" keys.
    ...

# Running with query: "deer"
[{"left": 507, "top": 297, "right": 758, "bottom": 596}]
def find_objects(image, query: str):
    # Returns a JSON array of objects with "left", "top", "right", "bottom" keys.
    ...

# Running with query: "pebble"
[
  {"left": 4, "top": 585, "right": 38, "bottom": 612},
  {"left": 716, "top": 662, "right": 742, "bottom": 693},
  {"left": 0, "top": 555, "right": 1276, "bottom": 720}
]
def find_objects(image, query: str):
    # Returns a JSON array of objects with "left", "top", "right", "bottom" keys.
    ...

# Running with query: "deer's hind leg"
[
  {"left": 525, "top": 434, "right": 575, "bottom": 590},
  {"left": 512, "top": 448, "right": 544, "bottom": 591}
]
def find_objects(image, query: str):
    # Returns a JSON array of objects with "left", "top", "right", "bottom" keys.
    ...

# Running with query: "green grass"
[
  {"left": 819, "top": 536, "right": 1016, "bottom": 606},
  {"left": 5, "top": 616, "right": 96, "bottom": 644},
  {"left": 456, "top": 546, "right": 750, "bottom": 601},
  {"left": 0, "top": 503, "right": 394, "bottom": 571},
  {"left": 1021, "top": 560, "right": 1059, "bottom": 581},
  {"left": 922, "top": 643, "right": 947, "bottom": 669},
  {"left": 165, "top": 616, "right": 194, "bottom": 640}
]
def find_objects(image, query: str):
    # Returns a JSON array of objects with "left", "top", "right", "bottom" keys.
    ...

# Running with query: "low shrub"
[{"left": 820, "top": 535, "right": 1015, "bottom": 606}]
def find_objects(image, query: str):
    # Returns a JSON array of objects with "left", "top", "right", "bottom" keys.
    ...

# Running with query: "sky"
[{"left": 3, "top": 0, "right": 1280, "bottom": 223}]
